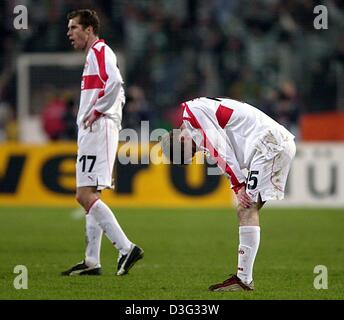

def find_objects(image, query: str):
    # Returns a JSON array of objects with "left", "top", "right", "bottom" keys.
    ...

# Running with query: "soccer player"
[
  {"left": 161, "top": 97, "right": 296, "bottom": 291},
  {"left": 62, "top": 9, "right": 143, "bottom": 276}
]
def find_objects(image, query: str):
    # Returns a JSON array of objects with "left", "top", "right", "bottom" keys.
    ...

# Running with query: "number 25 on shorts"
[{"left": 247, "top": 170, "right": 259, "bottom": 190}]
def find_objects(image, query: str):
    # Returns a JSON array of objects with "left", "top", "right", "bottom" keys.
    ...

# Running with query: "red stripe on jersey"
[
  {"left": 92, "top": 45, "right": 108, "bottom": 83},
  {"left": 216, "top": 104, "right": 233, "bottom": 128},
  {"left": 204, "top": 135, "right": 240, "bottom": 188},
  {"left": 81, "top": 75, "right": 104, "bottom": 90},
  {"left": 182, "top": 116, "right": 200, "bottom": 129},
  {"left": 98, "top": 90, "right": 105, "bottom": 99},
  {"left": 182, "top": 103, "right": 200, "bottom": 129},
  {"left": 181, "top": 102, "right": 240, "bottom": 188}
]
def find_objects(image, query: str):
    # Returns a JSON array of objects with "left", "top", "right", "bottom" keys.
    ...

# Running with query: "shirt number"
[
  {"left": 247, "top": 170, "right": 259, "bottom": 190},
  {"left": 79, "top": 155, "right": 96, "bottom": 172}
]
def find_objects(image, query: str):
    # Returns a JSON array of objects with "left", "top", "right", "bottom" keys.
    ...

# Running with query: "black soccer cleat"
[
  {"left": 61, "top": 260, "right": 102, "bottom": 276},
  {"left": 117, "top": 244, "right": 144, "bottom": 276}
]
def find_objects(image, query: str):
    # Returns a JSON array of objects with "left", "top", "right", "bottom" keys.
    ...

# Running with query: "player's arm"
[
  {"left": 92, "top": 49, "right": 123, "bottom": 114},
  {"left": 187, "top": 106, "right": 247, "bottom": 193},
  {"left": 192, "top": 109, "right": 252, "bottom": 207},
  {"left": 84, "top": 48, "right": 123, "bottom": 129}
]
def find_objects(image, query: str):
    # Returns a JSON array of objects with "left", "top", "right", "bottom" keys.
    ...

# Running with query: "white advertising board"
[{"left": 268, "top": 143, "right": 344, "bottom": 208}]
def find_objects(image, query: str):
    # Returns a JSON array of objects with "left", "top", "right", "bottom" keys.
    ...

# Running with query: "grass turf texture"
[{"left": 0, "top": 207, "right": 343, "bottom": 300}]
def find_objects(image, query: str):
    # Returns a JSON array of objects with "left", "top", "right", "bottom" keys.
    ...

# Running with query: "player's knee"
[
  {"left": 75, "top": 190, "right": 89, "bottom": 209},
  {"left": 76, "top": 188, "right": 99, "bottom": 211},
  {"left": 75, "top": 192, "right": 84, "bottom": 207},
  {"left": 237, "top": 204, "right": 259, "bottom": 226}
]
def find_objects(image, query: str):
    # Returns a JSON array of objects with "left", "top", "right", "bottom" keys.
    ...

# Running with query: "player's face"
[{"left": 67, "top": 17, "right": 89, "bottom": 51}]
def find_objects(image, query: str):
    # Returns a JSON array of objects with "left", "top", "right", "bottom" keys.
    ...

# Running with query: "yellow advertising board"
[{"left": 0, "top": 143, "right": 233, "bottom": 207}]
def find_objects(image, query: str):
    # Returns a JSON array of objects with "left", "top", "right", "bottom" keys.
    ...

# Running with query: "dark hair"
[{"left": 67, "top": 9, "right": 100, "bottom": 36}]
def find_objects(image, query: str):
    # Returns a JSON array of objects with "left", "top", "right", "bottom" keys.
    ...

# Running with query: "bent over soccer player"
[
  {"left": 161, "top": 97, "right": 296, "bottom": 291},
  {"left": 62, "top": 9, "right": 143, "bottom": 276}
]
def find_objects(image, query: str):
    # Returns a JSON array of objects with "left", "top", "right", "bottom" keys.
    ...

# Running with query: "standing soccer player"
[
  {"left": 161, "top": 97, "right": 296, "bottom": 291},
  {"left": 62, "top": 9, "right": 143, "bottom": 276}
]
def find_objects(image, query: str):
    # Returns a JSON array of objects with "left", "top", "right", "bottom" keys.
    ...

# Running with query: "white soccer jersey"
[
  {"left": 77, "top": 39, "right": 125, "bottom": 127},
  {"left": 181, "top": 97, "right": 295, "bottom": 192}
]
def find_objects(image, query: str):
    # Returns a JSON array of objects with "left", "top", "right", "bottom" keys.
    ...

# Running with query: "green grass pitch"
[{"left": 0, "top": 207, "right": 343, "bottom": 300}]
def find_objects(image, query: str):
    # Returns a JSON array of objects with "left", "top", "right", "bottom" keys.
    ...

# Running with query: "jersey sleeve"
[
  {"left": 91, "top": 46, "right": 123, "bottom": 114},
  {"left": 183, "top": 105, "right": 246, "bottom": 191}
]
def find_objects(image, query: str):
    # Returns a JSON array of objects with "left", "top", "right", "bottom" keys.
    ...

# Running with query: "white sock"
[
  {"left": 85, "top": 212, "right": 102, "bottom": 267},
  {"left": 237, "top": 226, "right": 260, "bottom": 284},
  {"left": 89, "top": 199, "right": 132, "bottom": 255}
]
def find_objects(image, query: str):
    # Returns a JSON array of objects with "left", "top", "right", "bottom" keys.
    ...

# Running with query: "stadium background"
[{"left": 0, "top": 0, "right": 343, "bottom": 300}]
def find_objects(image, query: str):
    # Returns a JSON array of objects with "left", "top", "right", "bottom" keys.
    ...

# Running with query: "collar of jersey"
[{"left": 91, "top": 39, "right": 105, "bottom": 49}]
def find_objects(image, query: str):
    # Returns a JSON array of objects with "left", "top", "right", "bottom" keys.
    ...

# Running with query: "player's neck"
[{"left": 84, "top": 35, "right": 99, "bottom": 53}]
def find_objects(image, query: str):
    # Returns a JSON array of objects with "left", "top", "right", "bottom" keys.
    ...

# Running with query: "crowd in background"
[{"left": 1, "top": 0, "right": 344, "bottom": 141}]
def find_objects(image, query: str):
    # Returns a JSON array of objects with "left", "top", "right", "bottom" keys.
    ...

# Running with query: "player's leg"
[
  {"left": 75, "top": 188, "right": 103, "bottom": 269},
  {"left": 234, "top": 140, "right": 295, "bottom": 287},
  {"left": 62, "top": 185, "right": 136, "bottom": 275},
  {"left": 61, "top": 127, "right": 103, "bottom": 275},
  {"left": 209, "top": 139, "right": 295, "bottom": 290},
  {"left": 238, "top": 139, "right": 295, "bottom": 281},
  {"left": 62, "top": 118, "right": 143, "bottom": 276},
  {"left": 90, "top": 198, "right": 144, "bottom": 276},
  {"left": 208, "top": 198, "right": 263, "bottom": 291},
  {"left": 86, "top": 118, "right": 143, "bottom": 275},
  {"left": 75, "top": 185, "right": 143, "bottom": 275},
  {"left": 77, "top": 186, "right": 132, "bottom": 256},
  {"left": 61, "top": 188, "right": 104, "bottom": 275},
  {"left": 85, "top": 206, "right": 103, "bottom": 268},
  {"left": 235, "top": 197, "right": 264, "bottom": 288},
  {"left": 210, "top": 141, "right": 295, "bottom": 291},
  {"left": 96, "top": 118, "right": 144, "bottom": 275}
]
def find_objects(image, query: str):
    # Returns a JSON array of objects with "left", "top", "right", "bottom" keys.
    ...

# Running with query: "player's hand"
[
  {"left": 84, "top": 109, "right": 102, "bottom": 131},
  {"left": 236, "top": 186, "right": 252, "bottom": 208}
]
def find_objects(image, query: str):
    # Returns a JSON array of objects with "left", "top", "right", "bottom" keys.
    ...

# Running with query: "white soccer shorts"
[
  {"left": 246, "top": 132, "right": 296, "bottom": 202},
  {"left": 76, "top": 117, "right": 119, "bottom": 190}
]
